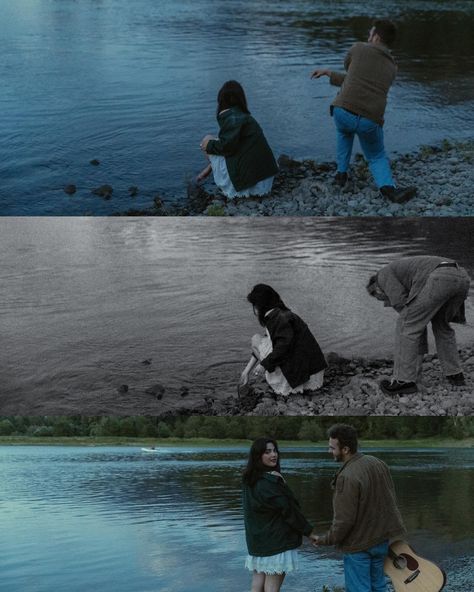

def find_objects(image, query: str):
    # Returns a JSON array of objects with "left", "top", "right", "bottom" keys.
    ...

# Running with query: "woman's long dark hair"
[
  {"left": 217, "top": 80, "right": 250, "bottom": 115},
  {"left": 242, "top": 437, "right": 281, "bottom": 487},
  {"left": 247, "top": 284, "right": 289, "bottom": 327}
]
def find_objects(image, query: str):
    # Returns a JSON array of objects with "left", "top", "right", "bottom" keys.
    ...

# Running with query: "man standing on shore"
[
  {"left": 367, "top": 255, "right": 470, "bottom": 395},
  {"left": 311, "top": 424, "right": 406, "bottom": 592},
  {"left": 311, "top": 20, "right": 417, "bottom": 203}
]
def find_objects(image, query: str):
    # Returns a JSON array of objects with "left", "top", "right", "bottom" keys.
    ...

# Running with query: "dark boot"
[
  {"left": 380, "top": 185, "right": 417, "bottom": 203},
  {"left": 380, "top": 379, "right": 418, "bottom": 395},
  {"left": 334, "top": 172, "right": 348, "bottom": 187},
  {"left": 446, "top": 372, "right": 465, "bottom": 386}
]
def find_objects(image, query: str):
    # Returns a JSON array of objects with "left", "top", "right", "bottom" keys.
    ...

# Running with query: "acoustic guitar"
[{"left": 384, "top": 540, "right": 446, "bottom": 592}]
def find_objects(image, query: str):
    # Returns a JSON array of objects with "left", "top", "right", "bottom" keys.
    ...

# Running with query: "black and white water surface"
[{"left": 1, "top": 217, "right": 472, "bottom": 411}]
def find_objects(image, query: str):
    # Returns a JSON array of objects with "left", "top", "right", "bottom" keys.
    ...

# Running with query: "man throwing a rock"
[
  {"left": 367, "top": 255, "right": 470, "bottom": 395},
  {"left": 312, "top": 424, "right": 406, "bottom": 592},
  {"left": 311, "top": 19, "right": 416, "bottom": 203}
]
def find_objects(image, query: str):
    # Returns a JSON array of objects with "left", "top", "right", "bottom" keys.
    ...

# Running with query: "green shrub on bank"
[{"left": 0, "top": 416, "right": 473, "bottom": 441}]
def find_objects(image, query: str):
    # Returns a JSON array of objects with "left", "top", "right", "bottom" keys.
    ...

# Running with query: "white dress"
[
  {"left": 257, "top": 330, "right": 324, "bottom": 396},
  {"left": 245, "top": 549, "right": 299, "bottom": 574},
  {"left": 208, "top": 154, "right": 274, "bottom": 199}
]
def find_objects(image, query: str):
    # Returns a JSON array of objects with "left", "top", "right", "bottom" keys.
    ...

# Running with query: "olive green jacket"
[
  {"left": 376, "top": 255, "right": 462, "bottom": 309},
  {"left": 320, "top": 453, "right": 406, "bottom": 553},
  {"left": 243, "top": 472, "right": 313, "bottom": 557},
  {"left": 206, "top": 107, "right": 279, "bottom": 191},
  {"left": 330, "top": 42, "right": 397, "bottom": 125}
]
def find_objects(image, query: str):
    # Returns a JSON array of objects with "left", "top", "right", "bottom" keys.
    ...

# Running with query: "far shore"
[{"left": 1, "top": 436, "right": 472, "bottom": 448}]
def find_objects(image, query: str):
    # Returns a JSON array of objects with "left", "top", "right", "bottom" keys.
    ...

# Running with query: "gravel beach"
[
  {"left": 200, "top": 140, "right": 474, "bottom": 217},
  {"left": 123, "top": 139, "right": 473, "bottom": 217},
  {"left": 161, "top": 346, "right": 474, "bottom": 418}
]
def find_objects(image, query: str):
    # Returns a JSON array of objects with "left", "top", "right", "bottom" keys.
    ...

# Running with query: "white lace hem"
[{"left": 245, "top": 549, "right": 299, "bottom": 574}]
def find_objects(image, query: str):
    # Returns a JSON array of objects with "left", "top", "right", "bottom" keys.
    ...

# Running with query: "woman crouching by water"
[
  {"left": 240, "top": 284, "right": 327, "bottom": 396},
  {"left": 243, "top": 438, "right": 315, "bottom": 592},
  {"left": 198, "top": 80, "right": 279, "bottom": 198}
]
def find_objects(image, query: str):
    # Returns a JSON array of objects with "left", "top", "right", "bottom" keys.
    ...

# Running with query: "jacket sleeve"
[
  {"left": 377, "top": 268, "right": 408, "bottom": 313},
  {"left": 258, "top": 478, "right": 313, "bottom": 536},
  {"left": 260, "top": 315, "right": 294, "bottom": 373},
  {"left": 329, "top": 45, "right": 353, "bottom": 87},
  {"left": 320, "top": 475, "right": 359, "bottom": 546},
  {"left": 206, "top": 115, "right": 242, "bottom": 156},
  {"left": 329, "top": 71, "right": 346, "bottom": 87}
]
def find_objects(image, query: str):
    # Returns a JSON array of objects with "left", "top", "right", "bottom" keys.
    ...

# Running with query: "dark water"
[
  {"left": 0, "top": 217, "right": 472, "bottom": 410},
  {"left": 1, "top": 0, "right": 473, "bottom": 214},
  {"left": 0, "top": 445, "right": 472, "bottom": 592}
]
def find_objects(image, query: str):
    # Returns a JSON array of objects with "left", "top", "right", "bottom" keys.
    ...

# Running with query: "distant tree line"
[{"left": 0, "top": 416, "right": 473, "bottom": 440}]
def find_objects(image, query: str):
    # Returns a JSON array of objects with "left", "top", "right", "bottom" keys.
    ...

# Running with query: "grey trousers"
[{"left": 393, "top": 266, "right": 470, "bottom": 382}]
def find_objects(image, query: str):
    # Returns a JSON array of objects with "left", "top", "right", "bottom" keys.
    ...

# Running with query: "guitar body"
[{"left": 384, "top": 540, "right": 446, "bottom": 592}]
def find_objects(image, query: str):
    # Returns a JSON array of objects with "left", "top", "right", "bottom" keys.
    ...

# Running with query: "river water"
[
  {"left": 1, "top": 0, "right": 473, "bottom": 214},
  {"left": 0, "top": 217, "right": 472, "bottom": 413},
  {"left": 0, "top": 444, "right": 472, "bottom": 592}
]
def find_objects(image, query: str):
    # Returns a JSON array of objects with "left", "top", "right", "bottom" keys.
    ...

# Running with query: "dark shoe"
[
  {"left": 334, "top": 172, "right": 348, "bottom": 187},
  {"left": 446, "top": 372, "right": 465, "bottom": 386},
  {"left": 380, "top": 185, "right": 417, "bottom": 204},
  {"left": 380, "top": 379, "right": 418, "bottom": 395}
]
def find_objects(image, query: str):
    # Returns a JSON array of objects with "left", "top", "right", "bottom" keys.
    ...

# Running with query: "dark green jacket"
[
  {"left": 206, "top": 107, "right": 279, "bottom": 191},
  {"left": 243, "top": 472, "right": 313, "bottom": 557},
  {"left": 260, "top": 308, "right": 327, "bottom": 388}
]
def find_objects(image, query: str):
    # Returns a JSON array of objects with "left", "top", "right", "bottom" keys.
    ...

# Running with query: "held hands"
[
  {"left": 310, "top": 68, "right": 330, "bottom": 79},
  {"left": 308, "top": 531, "right": 323, "bottom": 546}
]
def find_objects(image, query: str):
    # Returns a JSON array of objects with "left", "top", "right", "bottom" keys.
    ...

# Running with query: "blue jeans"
[
  {"left": 343, "top": 540, "right": 389, "bottom": 592},
  {"left": 333, "top": 107, "right": 394, "bottom": 188}
]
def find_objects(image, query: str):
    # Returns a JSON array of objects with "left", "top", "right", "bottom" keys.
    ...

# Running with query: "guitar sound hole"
[{"left": 400, "top": 553, "right": 419, "bottom": 571}]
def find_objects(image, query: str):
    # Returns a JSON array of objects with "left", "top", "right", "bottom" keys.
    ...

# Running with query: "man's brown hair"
[
  {"left": 328, "top": 424, "right": 358, "bottom": 453},
  {"left": 373, "top": 19, "right": 397, "bottom": 47}
]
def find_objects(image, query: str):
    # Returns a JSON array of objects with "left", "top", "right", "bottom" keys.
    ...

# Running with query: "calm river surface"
[
  {"left": 1, "top": 0, "right": 473, "bottom": 214},
  {"left": 0, "top": 445, "right": 472, "bottom": 592},
  {"left": 1, "top": 217, "right": 472, "bottom": 412}
]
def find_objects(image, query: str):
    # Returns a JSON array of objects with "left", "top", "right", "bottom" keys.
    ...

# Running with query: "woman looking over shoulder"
[
  {"left": 240, "top": 284, "right": 327, "bottom": 396},
  {"left": 243, "top": 438, "right": 315, "bottom": 592},
  {"left": 198, "top": 80, "right": 279, "bottom": 198}
]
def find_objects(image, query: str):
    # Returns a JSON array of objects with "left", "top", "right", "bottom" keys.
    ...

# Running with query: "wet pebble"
[{"left": 92, "top": 184, "right": 113, "bottom": 199}]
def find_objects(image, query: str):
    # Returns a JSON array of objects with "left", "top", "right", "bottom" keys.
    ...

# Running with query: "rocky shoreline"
[
  {"left": 163, "top": 346, "right": 474, "bottom": 417},
  {"left": 116, "top": 139, "right": 473, "bottom": 217}
]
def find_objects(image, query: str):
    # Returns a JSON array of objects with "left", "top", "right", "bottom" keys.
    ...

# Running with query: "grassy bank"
[{"left": 0, "top": 436, "right": 472, "bottom": 448}]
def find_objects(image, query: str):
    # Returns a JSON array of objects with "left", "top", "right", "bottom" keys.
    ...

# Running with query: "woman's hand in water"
[
  {"left": 239, "top": 370, "right": 250, "bottom": 386},
  {"left": 311, "top": 68, "right": 330, "bottom": 79}
]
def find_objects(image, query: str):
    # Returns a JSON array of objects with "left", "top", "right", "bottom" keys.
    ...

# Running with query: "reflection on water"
[
  {"left": 0, "top": 217, "right": 472, "bottom": 408},
  {"left": 0, "top": 445, "right": 472, "bottom": 592},
  {"left": 0, "top": 0, "right": 473, "bottom": 213}
]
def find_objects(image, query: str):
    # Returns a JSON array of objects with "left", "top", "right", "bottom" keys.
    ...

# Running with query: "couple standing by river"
[
  {"left": 197, "top": 19, "right": 417, "bottom": 205},
  {"left": 243, "top": 424, "right": 406, "bottom": 592},
  {"left": 241, "top": 256, "right": 470, "bottom": 397}
]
